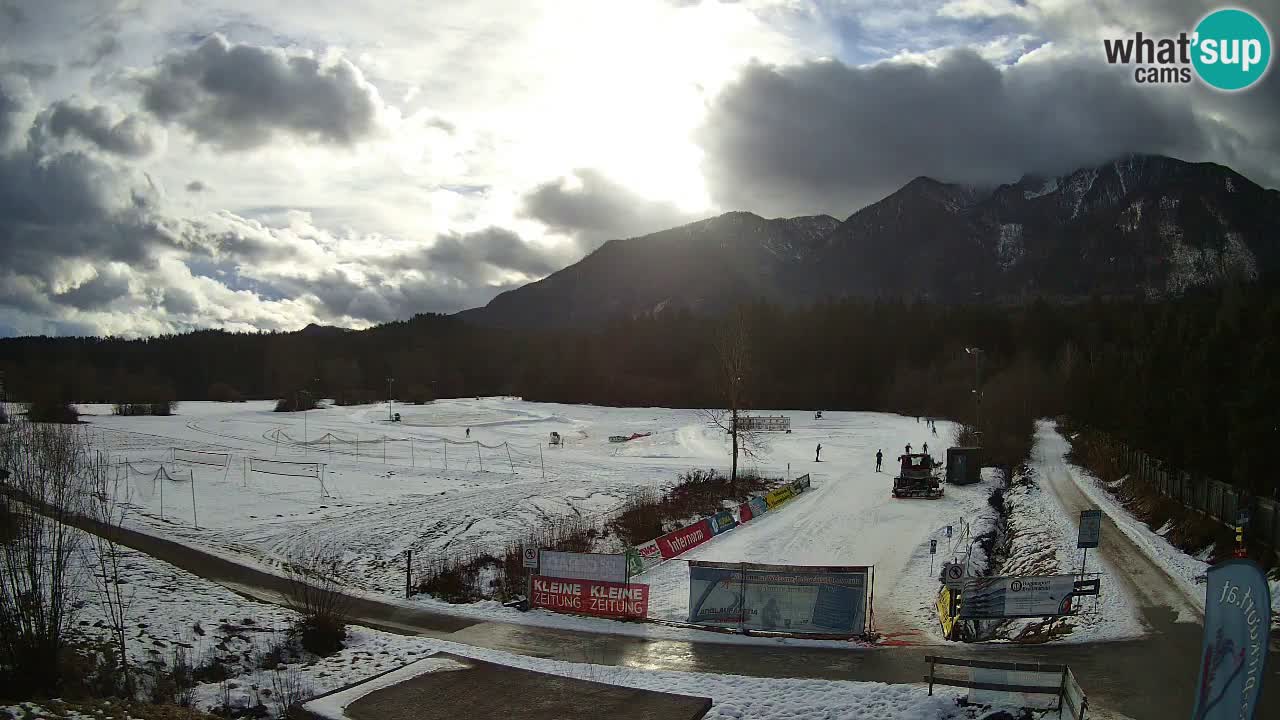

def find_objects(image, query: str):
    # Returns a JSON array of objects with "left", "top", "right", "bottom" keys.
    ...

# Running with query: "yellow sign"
[
  {"left": 937, "top": 586, "right": 959, "bottom": 639},
  {"left": 765, "top": 486, "right": 795, "bottom": 509}
]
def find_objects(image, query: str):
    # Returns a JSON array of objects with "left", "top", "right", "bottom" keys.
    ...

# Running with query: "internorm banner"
[
  {"left": 688, "top": 561, "right": 869, "bottom": 635},
  {"left": 656, "top": 518, "right": 713, "bottom": 559}
]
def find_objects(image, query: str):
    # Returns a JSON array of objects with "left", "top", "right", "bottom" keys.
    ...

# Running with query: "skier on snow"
[
  {"left": 815, "top": 443, "right": 822, "bottom": 462},
  {"left": 875, "top": 449, "right": 883, "bottom": 472}
]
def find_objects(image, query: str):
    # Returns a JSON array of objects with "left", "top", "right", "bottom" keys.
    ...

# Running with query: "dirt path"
[{"left": 1039, "top": 458, "right": 1204, "bottom": 626}]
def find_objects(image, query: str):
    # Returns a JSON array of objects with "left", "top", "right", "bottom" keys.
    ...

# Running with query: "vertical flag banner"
[{"left": 1192, "top": 559, "right": 1271, "bottom": 720}]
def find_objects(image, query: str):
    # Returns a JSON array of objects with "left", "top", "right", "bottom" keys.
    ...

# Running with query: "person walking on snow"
[
  {"left": 465, "top": 427, "right": 470, "bottom": 439},
  {"left": 923, "top": 442, "right": 929, "bottom": 455},
  {"left": 905, "top": 443, "right": 912, "bottom": 455},
  {"left": 815, "top": 443, "right": 822, "bottom": 462},
  {"left": 875, "top": 449, "right": 883, "bottom": 472}
]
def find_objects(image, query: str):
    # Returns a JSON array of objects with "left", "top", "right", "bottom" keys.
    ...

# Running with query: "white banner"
[
  {"left": 538, "top": 550, "right": 628, "bottom": 584},
  {"left": 959, "top": 574, "right": 1076, "bottom": 619}
]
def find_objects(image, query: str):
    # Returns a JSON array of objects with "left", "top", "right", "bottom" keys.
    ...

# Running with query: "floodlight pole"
[{"left": 964, "top": 347, "right": 984, "bottom": 432}]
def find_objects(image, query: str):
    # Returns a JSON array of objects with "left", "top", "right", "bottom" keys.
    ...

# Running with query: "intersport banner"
[
  {"left": 531, "top": 576, "right": 648, "bottom": 619},
  {"left": 626, "top": 539, "right": 663, "bottom": 576},
  {"left": 1192, "top": 559, "right": 1271, "bottom": 720},
  {"left": 709, "top": 510, "right": 737, "bottom": 535},
  {"left": 687, "top": 561, "right": 869, "bottom": 635},
  {"left": 657, "top": 518, "right": 712, "bottom": 558}
]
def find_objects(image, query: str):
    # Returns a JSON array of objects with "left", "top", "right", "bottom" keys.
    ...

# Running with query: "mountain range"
[{"left": 460, "top": 154, "right": 1280, "bottom": 328}]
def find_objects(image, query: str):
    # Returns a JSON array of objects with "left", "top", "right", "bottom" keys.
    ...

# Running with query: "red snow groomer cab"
[{"left": 892, "top": 453, "right": 944, "bottom": 499}]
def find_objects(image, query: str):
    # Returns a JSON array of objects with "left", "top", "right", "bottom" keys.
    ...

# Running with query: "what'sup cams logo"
[{"left": 1104, "top": 7, "right": 1272, "bottom": 90}]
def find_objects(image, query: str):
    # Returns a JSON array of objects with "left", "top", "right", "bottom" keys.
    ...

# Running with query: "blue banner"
[
  {"left": 749, "top": 496, "right": 768, "bottom": 517},
  {"left": 709, "top": 510, "right": 737, "bottom": 535},
  {"left": 1192, "top": 559, "right": 1271, "bottom": 720}
]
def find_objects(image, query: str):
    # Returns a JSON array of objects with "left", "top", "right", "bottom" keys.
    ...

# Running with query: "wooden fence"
[
  {"left": 1113, "top": 442, "right": 1280, "bottom": 556},
  {"left": 924, "top": 656, "right": 1087, "bottom": 719}
]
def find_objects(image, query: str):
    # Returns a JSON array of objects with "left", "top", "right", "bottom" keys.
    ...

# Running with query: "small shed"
[{"left": 946, "top": 446, "right": 983, "bottom": 485}]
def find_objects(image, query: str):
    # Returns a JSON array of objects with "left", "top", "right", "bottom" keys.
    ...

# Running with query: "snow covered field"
[
  {"left": 50, "top": 527, "right": 1012, "bottom": 720},
  {"left": 81, "top": 399, "right": 983, "bottom": 638}
]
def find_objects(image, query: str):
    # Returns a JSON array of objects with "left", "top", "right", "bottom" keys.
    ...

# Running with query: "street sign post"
[
  {"left": 522, "top": 547, "right": 538, "bottom": 611},
  {"left": 942, "top": 562, "right": 966, "bottom": 589},
  {"left": 1077, "top": 510, "right": 1102, "bottom": 548},
  {"left": 929, "top": 538, "right": 937, "bottom": 575},
  {"left": 1077, "top": 509, "right": 1102, "bottom": 578}
]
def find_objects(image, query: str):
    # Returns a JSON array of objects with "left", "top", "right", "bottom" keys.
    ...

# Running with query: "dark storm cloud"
[
  {"left": 421, "top": 227, "right": 566, "bottom": 281},
  {"left": 73, "top": 34, "right": 121, "bottom": 69},
  {"left": 185, "top": 180, "right": 208, "bottom": 192},
  {"left": 521, "top": 169, "right": 700, "bottom": 251},
  {"left": 0, "top": 1, "right": 24, "bottom": 25},
  {"left": 43, "top": 99, "right": 155, "bottom": 156},
  {"left": 0, "top": 74, "right": 26, "bottom": 146},
  {"left": 52, "top": 267, "right": 132, "bottom": 310},
  {"left": 696, "top": 49, "right": 1237, "bottom": 217},
  {"left": 138, "top": 34, "right": 383, "bottom": 149},
  {"left": 0, "top": 60, "right": 55, "bottom": 83}
]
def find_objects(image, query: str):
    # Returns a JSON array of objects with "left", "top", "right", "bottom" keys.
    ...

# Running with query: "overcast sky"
[{"left": 1, "top": 0, "right": 1276, "bottom": 337}]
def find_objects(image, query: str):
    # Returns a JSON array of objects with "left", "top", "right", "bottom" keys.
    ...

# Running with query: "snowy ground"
[
  {"left": 1039, "top": 422, "right": 1280, "bottom": 629},
  {"left": 81, "top": 400, "right": 977, "bottom": 638},
  {"left": 57, "top": 525, "right": 1030, "bottom": 720}
]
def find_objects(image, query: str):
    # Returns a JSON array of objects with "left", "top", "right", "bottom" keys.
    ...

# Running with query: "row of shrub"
[{"left": 413, "top": 468, "right": 782, "bottom": 604}]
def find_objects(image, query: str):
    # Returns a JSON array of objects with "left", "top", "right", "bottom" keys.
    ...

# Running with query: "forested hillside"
[{"left": 3, "top": 279, "right": 1278, "bottom": 495}]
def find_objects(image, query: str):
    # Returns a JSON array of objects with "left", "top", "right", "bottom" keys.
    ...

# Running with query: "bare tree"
[
  {"left": 0, "top": 422, "right": 90, "bottom": 696},
  {"left": 84, "top": 452, "right": 136, "bottom": 695},
  {"left": 700, "top": 308, "right": 766, "bottom": 487}
]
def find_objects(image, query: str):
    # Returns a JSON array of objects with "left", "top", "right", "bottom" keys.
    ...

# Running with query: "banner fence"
[{"left": 686, "top": 561, "right": 873, "bottom": 637}]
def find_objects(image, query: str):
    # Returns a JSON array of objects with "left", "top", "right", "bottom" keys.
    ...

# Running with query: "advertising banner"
[
  {"left": 739, "top": 501, "right": 754, "bottom": 523},
  {"left": 792, "top": 473, "right": 811, "bottom": 492},
  {"left": 709, "top": 510, "right": 737, "bottom": 535},
  {"left": 937, "top": 586, "right": 959, "bottom": 639},
  {"left": 959, "top": 575, "right": 1076, "bottom": 619},
  {"left": 765, "top": 486, "right": 794, "bottom": 509},
  {"left": 656, "top": 519, "right": 713, "bottom": 559},
  {"left": 538, "top": 550, "right": 628, "bottom": 584},
  {"left": 687, "top": 561, "right": 869, "bottom": 635},
  {"left": 530, "top": 576, "right": 649, "bottom": 618},
  {"left": 749, "top": 496, "right": 768, "bottom": 517},
  {"left": 627, "top": 539, "right": 663, "bottom": 575},
  {"left": 1192, "top": 559, "right": 1271, "bottom": 720}
]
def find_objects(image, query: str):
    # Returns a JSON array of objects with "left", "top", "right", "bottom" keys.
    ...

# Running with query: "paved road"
[{"left": 62, "top": 505, "right": 1277, "bottom": 720}]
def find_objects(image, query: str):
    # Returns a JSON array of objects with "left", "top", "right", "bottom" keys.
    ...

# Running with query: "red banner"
[
  {"left": 739, "top": 501, "right": 754, "bottom": 523},
  {"left": 657, "top": 518, "right": 712, "bottom": 559},
  {"left": 531, "top": 576, "right": 649, "bottom": 618}
]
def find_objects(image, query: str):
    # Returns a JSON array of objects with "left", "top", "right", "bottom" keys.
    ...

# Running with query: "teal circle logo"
[{"left": 1192, "top": 8, "right": 1271, "bottom": 91}]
